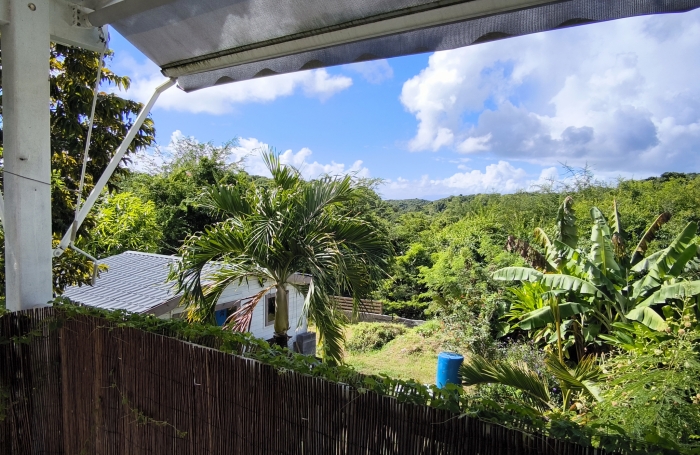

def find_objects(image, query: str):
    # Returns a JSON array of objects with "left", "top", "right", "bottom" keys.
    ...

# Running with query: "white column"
[{"left": 2, "top": 0, "right": 53, "bottom": 310}]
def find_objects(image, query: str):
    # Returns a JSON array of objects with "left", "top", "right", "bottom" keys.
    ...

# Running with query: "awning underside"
[{"left": 104, "top": 0, "right": 700, "bottom": 92}]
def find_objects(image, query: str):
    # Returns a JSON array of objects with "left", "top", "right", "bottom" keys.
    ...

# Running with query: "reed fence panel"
[
  {"left": 333, "top": 297, "right": 383, "bottom": 314},
  {"left": 1, "top": 308, "right": 604, "bottom": 455}
]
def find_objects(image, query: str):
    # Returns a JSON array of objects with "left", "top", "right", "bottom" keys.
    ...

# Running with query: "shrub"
[
  {"left": 415, "top": 319, "right": 442, "bottom": 338},
  {"left": 593, "top": 309, "right": 700, "bottom": 451},
  {"left": 439, "top": 296, "right": 505, "bottom": 359},
  {"left": 383, "top": 300, "right": 430, "bottom": 320},
  {"left": 346, "top": 322, "right": 406, "bottom": 352}
]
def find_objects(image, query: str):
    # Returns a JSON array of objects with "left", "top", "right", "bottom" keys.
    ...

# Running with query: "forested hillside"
[{"left": 377, "top": 172, "right": 700, "bottom": 322}]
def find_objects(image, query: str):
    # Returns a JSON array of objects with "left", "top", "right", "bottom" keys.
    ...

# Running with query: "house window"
[
  {"left": 215, "top": 303, "right": 239, "bottom": 326},
  {"left": 265, "top": 291, "right": 289, "bottom": 327}
]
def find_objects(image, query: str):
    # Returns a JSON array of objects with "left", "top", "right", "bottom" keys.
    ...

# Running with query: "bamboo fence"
[{"left": 0, "top": 308, "right": 606, "bottom": 455}]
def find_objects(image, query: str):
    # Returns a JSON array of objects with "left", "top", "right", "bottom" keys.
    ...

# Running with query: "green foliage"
[
  {"left": 345, "top": 322, "right": 406, "bottom": 352},
  {"left": 495, "top": 200, "right": 700, "bottom": 353},
  {"left": 375, "top": 243, "right": 432, "bottom": 306},
  {"left": 382, "top": 300, "right": 430, "bottom": 320},
  {"left": 88, "top": 192, "right": 162, "bottom": 257},
  {"left": 595, "top": 305, "right": 700, "bottom": 451},
  {"left": 461, "top": 353, "right": 554, "bottom": 411},
  {"left": 120, "top": 136, "right": 243, "bottom": 253},
  {"left": 414, "top": 319, "right": 442, "bottom": 337}
]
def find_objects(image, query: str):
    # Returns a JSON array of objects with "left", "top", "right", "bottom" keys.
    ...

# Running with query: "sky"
[{"left": 106, "top": 8, "right": 700, "bottom": 200}]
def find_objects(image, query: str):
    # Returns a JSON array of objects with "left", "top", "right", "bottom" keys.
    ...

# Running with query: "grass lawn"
[{"left": 342, "top": 323, "right": 443, "bottom": 385}]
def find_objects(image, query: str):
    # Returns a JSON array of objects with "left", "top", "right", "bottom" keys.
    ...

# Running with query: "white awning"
[{"left": 90, "top": 0, "right": 700, "bottom": 91}]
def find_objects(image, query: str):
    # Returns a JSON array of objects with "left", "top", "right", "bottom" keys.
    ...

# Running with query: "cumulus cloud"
[
  {"left": 399, "top": 10, "right": 700, "bottom": 174},
  {"left": 131, "top": 132, "right": 370, "bottom": 180},
  {"left": 231, "top": 137, "right": 370, "bottom": 180},
  {"left": 111, "top": 56, "right": 352, "bottom": 114},
  {"left": 379, "top": 162, "right": 559, "bottom": 199},
  {"left": 344, "top": 60, "right": 394, "bottom": 84}
]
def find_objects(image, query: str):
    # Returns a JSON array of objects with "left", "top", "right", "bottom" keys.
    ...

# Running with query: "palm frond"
[
  {"left": 460, "top": 355, "right": 553, "bottom": 411},
  {"left": 261, "top": 147, "right": 301, "bottom": 190},
  {"left": 545, "top": 353, "right": 602, "bottom": 403},
  {"left": 202, "top": 184, "right": 252, "bottom": 217}
]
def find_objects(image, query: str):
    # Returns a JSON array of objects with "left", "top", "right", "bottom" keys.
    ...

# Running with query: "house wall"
[
  {"left": 169, "top": 278, "right": 308, "bottom": 349},
  {"left": 226, "top": 284, "right": 308, "bottom": 347}
]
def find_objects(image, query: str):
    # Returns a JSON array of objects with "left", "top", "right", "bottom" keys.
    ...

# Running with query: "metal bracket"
[
  {"left": 71, "top": 4, "right": 92, "bottom": 27},
  {"left": 67, "top": 243, "right": 100, "bottom": 285}
]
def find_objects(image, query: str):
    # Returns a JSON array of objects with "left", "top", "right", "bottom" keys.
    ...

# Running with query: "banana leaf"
[
  {"left": 630, "top": 223, "right": 699, "bottom": 301},
  {"left": 630, "top": 250, "right": 663, "bottom": 273},
  {"left": 589, "top": 207, "right": 612, "bottom": 238},
  {"left": 518, "top": 302, "right": 590, "bottom": 330},
  {"left": 625, "top": 307, "right": 668, "bottom": 331},
  {"left": 647, "top": 222, "right": 698, "bottom": 280},
  {"left": 635, "top": 281, "right": 700, "bottom": 308},
  {"left": 556, "top": 196, "right": 578, "bottom": 249},
  {"left": 539, "top": 274, "right": 600, "bottom": 295},
  {"left": 612, "top": 200, "right": 624, "bottom": 236},
  {"left": 552, "top": 240, "right": 618, "bottom": 294},
  {"left": 589, "top": 221, "right": 621, "bottom": 276},
  {"left": 583, "top": 323, "right": 601, "bottom": 342},
  {"left": 630, "top": 212, "right": 671, "bottom": 266},
  {"left": 492, "top": 267, "right": 543, "bottom": 282},
  {"left": 668, "top": 244, "right": 700, "bottom": 277},
  {"left": 534, "top": 227, "right": 552, "bottom": 248}
]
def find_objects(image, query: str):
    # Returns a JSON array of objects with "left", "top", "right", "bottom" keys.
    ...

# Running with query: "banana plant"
[{"left": 497, "top": 200, "right": 700, "bottom": 335}]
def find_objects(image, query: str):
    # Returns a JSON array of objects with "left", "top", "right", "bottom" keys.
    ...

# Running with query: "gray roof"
[
  {"left": 89, "top": 0, "right": 700, "bottom": 92},
  {"left": 62, "top": 251, "right": 180, "bottom": 314}
]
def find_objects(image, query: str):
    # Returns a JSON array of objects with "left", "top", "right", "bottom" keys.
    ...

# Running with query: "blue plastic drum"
[{"left": 436, "top": 352, "right": 464, "bottom": 388}]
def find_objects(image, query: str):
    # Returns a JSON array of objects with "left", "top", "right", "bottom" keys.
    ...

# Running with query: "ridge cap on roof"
[{"left": 123, "top": 251, "right": 182, "bottom": 261}]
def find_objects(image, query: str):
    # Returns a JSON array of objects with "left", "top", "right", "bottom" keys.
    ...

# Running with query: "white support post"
[
  {"left": 0, "top": 191, "right": 4, "bottom": 228},
  {"left": 55, "top": 78, "right": 176, "bottom": 256},
  {"left": 1, "top": 0, "right": 53, "bottom": 310}
]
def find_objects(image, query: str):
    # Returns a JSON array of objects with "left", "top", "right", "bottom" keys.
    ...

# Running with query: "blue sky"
[{"left": 107, "top": 8, "right": 700, "bottom": 200}]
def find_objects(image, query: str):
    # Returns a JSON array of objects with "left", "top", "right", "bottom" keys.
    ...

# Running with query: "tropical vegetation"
[
  {"left": 170, "top": 151, "right": 392, "bottom": 363},
  {"left": 2, "top": 61, "right": 699, "bottom": 450}
]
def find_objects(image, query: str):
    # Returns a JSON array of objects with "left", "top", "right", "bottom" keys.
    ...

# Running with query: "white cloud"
[
  {"left": 112, "top": 56, "right": 352, "bottom": 115},
  {"left": 379, "top": 162, "right": 559, "bottom": 199},
  {"left": 344, "top": 60, "right": 394, "bottom": 84},
  {"left": 399, "top": 10, "right": 700, "bottom": 174},
  {"left": 232, "top": 137, "right": 371, "bottom": 180},
  {"left": 130, "top": 133, "right": 370, "bottom": 180},
  {"left": 458, "top": 133, "right": 492, "bottom": 153}
]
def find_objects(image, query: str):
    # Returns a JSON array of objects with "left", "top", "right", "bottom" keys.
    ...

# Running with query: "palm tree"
[{"left": 170, "top": 150, "right": 392, "bottom": 363}]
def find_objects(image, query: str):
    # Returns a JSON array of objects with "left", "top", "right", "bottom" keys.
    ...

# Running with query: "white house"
[{"left": 62, "top": 251, "right": 313, "bottom": 352}]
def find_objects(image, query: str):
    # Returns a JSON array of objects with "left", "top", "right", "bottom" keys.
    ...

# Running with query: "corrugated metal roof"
[{"left": 62, "top": 251, "right": 180, "bottom": 314}]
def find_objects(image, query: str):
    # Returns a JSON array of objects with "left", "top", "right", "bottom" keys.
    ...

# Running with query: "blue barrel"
[{"left": 436, "top": 352, "right": 464, "bottom": 388}]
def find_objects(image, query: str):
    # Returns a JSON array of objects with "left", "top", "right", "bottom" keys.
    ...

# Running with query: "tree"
[
  {"left": 121, "top": 136, "right": 241, "bottom": 253},
  {"left": 0, "top": 43, "right": 156, "bottom": 297},
  {"left": 88, "top": 192, "right": 162, "bottom": 257},
  {"left": 171, "top": 150, "right": 392, "bottom": 363}
]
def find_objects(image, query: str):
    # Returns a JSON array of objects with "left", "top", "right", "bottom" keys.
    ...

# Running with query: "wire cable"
[{"left": 72, "top": 27, "right": 108, "bottom": 242}]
